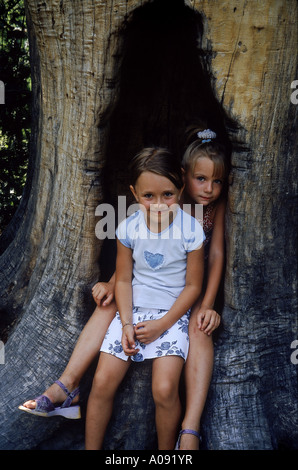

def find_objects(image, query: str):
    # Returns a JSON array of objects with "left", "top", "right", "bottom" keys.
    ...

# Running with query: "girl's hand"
[
  {"left": 197, "top": 306, "right": 221, "bottom": 335},
  {"left": 92, "top": 282, "right": 114, "bottom": 307},
  {"left": 134, "top": 320, "right": 163, "bottom": 345},
  {"left": 122, "top": 325, "right": 139, "bottom": 356}
]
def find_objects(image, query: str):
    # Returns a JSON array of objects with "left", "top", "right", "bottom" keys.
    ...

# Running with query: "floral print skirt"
[{"left": 100, "top": 307, "right": 190, "bottom": 362}]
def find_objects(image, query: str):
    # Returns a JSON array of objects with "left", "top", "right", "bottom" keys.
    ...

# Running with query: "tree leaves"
[{"left": 0, "top": 0, "right": 31, "bottom": 232}]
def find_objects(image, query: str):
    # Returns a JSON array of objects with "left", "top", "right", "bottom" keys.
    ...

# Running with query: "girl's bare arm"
[
  {"left": 195, "top": 199, "right": 226, "bottom": 333},
  {"left": 114, "top": 239, "right": 137, "bottom": 354}
]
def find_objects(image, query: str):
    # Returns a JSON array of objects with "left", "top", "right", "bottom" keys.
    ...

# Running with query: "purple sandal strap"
[
  {"left": 176, "top": 429, "right": 201, "bottom": 450},
  {"left": 34, "top": 395, "right": 55, "bottom": 413},
  {"left": 180, "top": 429, "right": 201, "bottom": 439},
  {"left": 55, "top": 380, "right": 80, "bottom": 408}
]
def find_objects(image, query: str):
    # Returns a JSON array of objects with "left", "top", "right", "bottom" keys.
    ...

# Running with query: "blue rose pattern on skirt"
[{"left": 100, "top": 307, "right": 190, "bottom": 362}]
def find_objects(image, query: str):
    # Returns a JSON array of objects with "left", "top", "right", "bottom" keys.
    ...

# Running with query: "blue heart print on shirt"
[{"left": 144, "top": 251, "right": 164, "bottom": 270}]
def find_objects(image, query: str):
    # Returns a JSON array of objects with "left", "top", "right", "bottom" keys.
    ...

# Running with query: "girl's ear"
[{"left": 130, "top": 184, "right": 138, "bottom": 202}]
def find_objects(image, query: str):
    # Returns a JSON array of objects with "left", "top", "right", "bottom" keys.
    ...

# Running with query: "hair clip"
[{"left": 197, "top": 129, "right": 217, "bottom": 142}]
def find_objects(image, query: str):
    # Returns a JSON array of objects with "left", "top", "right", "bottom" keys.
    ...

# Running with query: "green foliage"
[{"left": 0, "top": 0, "right": 31, "bottom": 233}]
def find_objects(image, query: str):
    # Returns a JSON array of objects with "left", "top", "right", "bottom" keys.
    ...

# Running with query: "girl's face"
[
  {"left": 184, "top": 156, "right": 224, "bottom": 206},
  {"left": 130, "top": 171, "right": 184, "bottom": 231}
]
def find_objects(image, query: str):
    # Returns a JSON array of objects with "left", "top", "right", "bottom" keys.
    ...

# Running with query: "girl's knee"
[
  {"left": 91, "top": 354, "right": 129, "bottom": 400},
  {"left": 152, "top": 379, "right": 178, "bottom": 407},
  {"left": 91, "top": 368, "right": 116, "bottom": 398},
  {"left": 189, "top": 323, "right": 213, "bottom": 344},
  {"left": 94, "top": 301, "right": 116, "bottom": 320},
  {"left": 91, "top": 371, "right": 107, "bottom": 395}
]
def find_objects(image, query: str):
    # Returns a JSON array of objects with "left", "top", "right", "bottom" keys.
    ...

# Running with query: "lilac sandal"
[
  {"left": 18, "top": 380, "right": 81, "bottom": 419},
  {"left": 175, "top": 429, "right": 201, "bottom": 450}
]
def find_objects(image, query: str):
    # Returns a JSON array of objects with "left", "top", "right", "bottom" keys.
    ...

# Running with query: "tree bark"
[
  {"left": 197, "top": 0, "right": 298, "bottom": 449},
  {"left": 0, "top": 0, "right": 297, "bottom": 450}
]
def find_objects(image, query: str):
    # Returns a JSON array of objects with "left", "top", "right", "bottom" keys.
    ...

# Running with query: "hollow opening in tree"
[
  {"left": 99, "top": 0, "right": 236, "bottom": 294},
  {"left": 102, "top": 0, "right": 234, "bottom": 202}
]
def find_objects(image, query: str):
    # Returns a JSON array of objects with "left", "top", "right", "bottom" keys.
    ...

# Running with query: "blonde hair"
[{"left": 182, "top": 126, "right": 228, "bottom": 180}]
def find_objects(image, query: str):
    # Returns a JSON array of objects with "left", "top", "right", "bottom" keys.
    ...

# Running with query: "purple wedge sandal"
[{"left": 18, "top": 380, "right": 81, "bottom": 419}]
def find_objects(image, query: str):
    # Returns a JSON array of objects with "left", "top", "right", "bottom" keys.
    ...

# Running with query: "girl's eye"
[
  {"left": 214, "top": 179, "right": 223, "bottom": 185},
  {"left": 164, "top": 192, "right": 173, "bottom": 197},
  {"left": 196, "top": 176, "right": 205, "bottom": 181},
  {"left": 144, "top": 193, "right": 153, "bottom": 199}
]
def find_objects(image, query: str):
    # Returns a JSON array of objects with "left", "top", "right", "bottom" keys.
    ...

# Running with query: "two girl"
[
  {"left": 20, "top": 129, "right": 228, "bottom": 450},
  {"left": 86, "top": 148, "right": 204, "bottom": 449}
]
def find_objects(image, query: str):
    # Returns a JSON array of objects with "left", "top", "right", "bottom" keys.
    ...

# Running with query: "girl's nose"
[
  {"left": 156, "top": 196, "right": 166, "bottom": 207},
  {"left": 151, "top": 201, "right": 168, "bottom": 212},
  {"left": 205, "top": 181, "right": 213, "bottom": 193}
]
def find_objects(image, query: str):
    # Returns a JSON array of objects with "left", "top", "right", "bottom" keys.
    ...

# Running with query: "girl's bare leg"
[
  {"left": 22, "top": 302, "right": 117, "bottom": 408},
  {"left": 152, "top": 356, "right": 184, "bottom": 450},
  {"left": 179, "top": 311, "right": 214, "bottom": 450},
  {"left": 85, "top": 352, "right": 130, "bottom": 450}
]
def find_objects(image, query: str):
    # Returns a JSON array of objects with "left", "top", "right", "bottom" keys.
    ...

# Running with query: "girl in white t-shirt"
[
  {"left": 85, "top": 147, "right": 205, "bottom": 450},
  {"left": 20, "top": 131, "right": 228, "bottom": 451}
]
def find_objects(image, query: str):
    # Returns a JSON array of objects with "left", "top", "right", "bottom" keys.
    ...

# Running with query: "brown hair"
[{"left": 130, "top": 147, "right": 184, "bottom": 189}]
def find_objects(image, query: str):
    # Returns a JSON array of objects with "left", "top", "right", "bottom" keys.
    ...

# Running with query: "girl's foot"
[{"left": 22, "top": 377, "right": 79, "bottom": 409}]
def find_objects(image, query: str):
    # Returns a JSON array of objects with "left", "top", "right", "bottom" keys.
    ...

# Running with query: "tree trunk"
[
  {"left": 0, "top": 0, "right": 297, "bottom": 450},
  {"left": 198, "top": 0, "right": 298, "bottom": 449}
]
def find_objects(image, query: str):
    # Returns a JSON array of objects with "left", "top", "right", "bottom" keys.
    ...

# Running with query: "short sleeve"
[
  {"left": 116, "top": 211, "right": 140, "bottom": 248},
  {"left": 181, "top": 211, "right": 205, "bottom": 252},
  {"left": 115, "top": 218, "right": 131, "bottom": 248}
]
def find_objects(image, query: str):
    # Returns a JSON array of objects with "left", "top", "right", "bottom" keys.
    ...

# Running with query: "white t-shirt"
[{"left": 116, "top": 207, "right": 205, "bottom": 310}]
